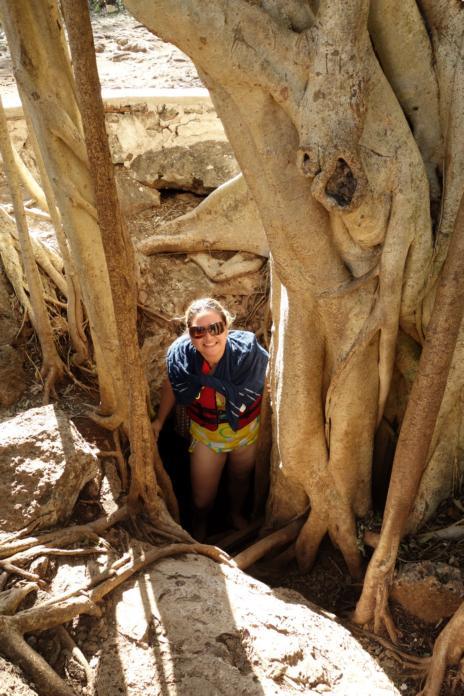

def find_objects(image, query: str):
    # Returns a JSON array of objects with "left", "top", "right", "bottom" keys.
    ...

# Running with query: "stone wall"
[{"left": 4, "top": 89, "right": 240, "bottom": 213}]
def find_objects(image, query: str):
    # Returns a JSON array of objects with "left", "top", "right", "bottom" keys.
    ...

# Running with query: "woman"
[{"left": 152, "top": 298, "right": 269, "bottom": 540}]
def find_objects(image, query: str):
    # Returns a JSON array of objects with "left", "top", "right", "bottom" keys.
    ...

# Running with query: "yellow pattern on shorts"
[{"left": 189, "top": 416, "right": 260, "bottom": 453}]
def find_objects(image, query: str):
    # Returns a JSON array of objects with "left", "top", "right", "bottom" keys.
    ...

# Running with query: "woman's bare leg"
[
  {"left": 228, "top": 442, "right": 257, "bottom": 529},
  {"left": 190, "top": 442, "right": 226, "bottom": 540}
]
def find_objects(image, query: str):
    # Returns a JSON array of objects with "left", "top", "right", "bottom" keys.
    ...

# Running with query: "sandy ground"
[{"left": 0, "top": 7, "right": 203, "bottom": 103}]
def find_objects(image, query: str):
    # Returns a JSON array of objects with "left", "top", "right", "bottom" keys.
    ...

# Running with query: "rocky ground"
[{"left": 0, "top": 6, "right": 463, "bottom": 696}]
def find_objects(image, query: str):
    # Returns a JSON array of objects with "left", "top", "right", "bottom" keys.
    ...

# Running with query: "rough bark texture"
[{"left": 60, "top": 0, "right": 180, "bottom": 526}]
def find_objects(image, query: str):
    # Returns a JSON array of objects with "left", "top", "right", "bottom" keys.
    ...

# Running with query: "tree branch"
[{"left": 125, "top": 0, "right": 305, "bottom": 106}]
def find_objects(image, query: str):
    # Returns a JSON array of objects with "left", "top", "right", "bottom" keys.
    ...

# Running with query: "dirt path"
[{"left": 0, "top": 7, "right": 203, "bottom": 103}]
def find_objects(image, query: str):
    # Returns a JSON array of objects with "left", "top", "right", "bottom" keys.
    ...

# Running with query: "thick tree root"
[
  {"left": 0, "top": 506, "right": 128, "bottom": 559},
  {"left": 233, "top": 517, "right": 304, "bottom": 570},
  {"left": 417, "top": 521, "right": 464, "bottom": 542},
  {"left": 372, "top": 577, "right": 398, "bottom": 643},
  {"left": 295, "top": 505, "right": 363, "bottom": 579},
  {"left": 417, "top": 602, "right": 464, "bottom": 696},
  {"left": 189, "top": 251, "right": 265, "bottom": 282},
  {"left": 0, "top": 561, "right": 47, "bottom": 587},
  {"left": 0, "top": 597, "right": 100, "bottom": 696},
  {"left": 87, "top": 410, "right": 124, "bottom": 432}
]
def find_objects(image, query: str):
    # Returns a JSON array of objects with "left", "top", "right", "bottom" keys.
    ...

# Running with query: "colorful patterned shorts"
[{"left": 189, "top": 416, "right": 260, "bottom": 454}]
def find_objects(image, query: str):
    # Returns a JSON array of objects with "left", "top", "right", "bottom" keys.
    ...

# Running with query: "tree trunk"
[
  {"left": 125, "top": 0, "right": 437, "bottom": 576},
  {"left": 0, "top": 0, "right": 127, "bottom": 428},
  {"left": 60, "top": 0, "right": 180, "bottom": 524}
]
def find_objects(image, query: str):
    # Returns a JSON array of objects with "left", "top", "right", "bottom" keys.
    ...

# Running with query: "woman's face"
[{"left": 189, "top": 309, "right": 228, "bottom": 367}]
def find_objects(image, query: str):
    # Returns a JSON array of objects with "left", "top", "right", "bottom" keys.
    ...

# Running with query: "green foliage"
[{"left": 88, "top": 0, "right": 124, "bottom": 14}]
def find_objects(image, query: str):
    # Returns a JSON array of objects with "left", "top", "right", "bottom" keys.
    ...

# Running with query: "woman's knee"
[
  {"left": 191, "top": 486, "right": 216, "bottom": 511},
  {"left": 228, "top": 443, "right": 256, "bottom": 478},
  {"left": 190, "top": 444, "right": 225, "bottom": 509}
]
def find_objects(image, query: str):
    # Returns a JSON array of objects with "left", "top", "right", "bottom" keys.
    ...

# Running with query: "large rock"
[
  {"left": 88, "top": 554, "right": 399, "bottom": 695},
  {"left": 0, "top": 655, "right": 39, "bottom": 696},
  {"left": 105, "top": 99, "right": 240, "bottom": 193},
  {"left": 391, "top": 561, "right": 464, "bottom": 623},
  {"left": 131, "top": 141, "right": 239, "bottom": 193},
  {"left": 0, "top": 405, "right": 100, "bottom": 537},
  {"left": 115, "top": 166, "right": 161, "bottom": 215}
]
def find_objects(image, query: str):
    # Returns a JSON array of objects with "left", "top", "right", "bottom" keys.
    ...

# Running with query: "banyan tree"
[{"left": 0, "top": 1, "right": 463, "bottom": 694}]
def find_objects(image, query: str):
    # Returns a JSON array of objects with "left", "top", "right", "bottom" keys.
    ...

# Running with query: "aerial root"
[
  {"left": 363, "top": 529, "right": 380, "bottom": 548},
  {"left": 353, "top": 543, "right": 398, "bottom": 638},
  {"left": 353, "top": 569, "right": 399, "bottom": 643},
  {"left": 373, "top": 580, "right": 399, "bottom": 643},
  {"left": 295, "top": 511, "right": 329, "bottom": 573},
  {"left": 416, "top": 602, "right": 464, "bottom": 696},
  {"left": 86, "top": 409, "right": 124, "bottom": 432},
  {"left": 42, "top": 362, "right": 63, "bottom": 403},
  {"left": 317, "top": 263, "right": 379, "bottom": 299},
  {"left": 97, "top": 428, "right": 128, "bottom": 490},
  {"left": 328, "top": 517, "right": 363, "bottom": 580}
]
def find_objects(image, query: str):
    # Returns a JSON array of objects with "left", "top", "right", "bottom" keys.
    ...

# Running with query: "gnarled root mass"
[{"left": 0, "top": 505, "right": 231, "bottom": 696}]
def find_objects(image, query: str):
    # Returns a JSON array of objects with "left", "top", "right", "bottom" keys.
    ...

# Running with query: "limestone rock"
[
  {"left": 115, "top": 166, "right": 160, "bottom": 215},
  {"left": 0, "top": 405, "right": 100, "bottom": 537},
  {"left": 0, "top": 655, "right": 39, "bottom": 696},
  {"left": 0, "top": 345, "right": 26, "bottom": 407},
  {"left": 131, "top": 141, "right": 240, "bottom": 194},
  {"left": 105, "top": 101, "right": 240, "bottom": 193},
  {"left": 106, "top": 103, "right": 229, "bottom": 165},
  {"left": 391, "top": 561, "right": 464, "bottom": 623},
  {"left": 92, "top": 554, "right": 399, "bottom": 695}
]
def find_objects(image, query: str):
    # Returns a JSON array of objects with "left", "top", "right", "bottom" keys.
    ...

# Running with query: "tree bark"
[{"left": 60, "top": 0, "right": 180, "bottom": 524}]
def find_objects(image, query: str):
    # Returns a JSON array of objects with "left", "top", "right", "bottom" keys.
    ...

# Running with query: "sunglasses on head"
[{"left": 188, "top": 321, "right": 225, "bottom": 339}]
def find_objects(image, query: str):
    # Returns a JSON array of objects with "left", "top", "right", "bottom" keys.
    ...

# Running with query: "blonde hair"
[{"left": 184, "top": 298, "right": 234, "bottom": 328}]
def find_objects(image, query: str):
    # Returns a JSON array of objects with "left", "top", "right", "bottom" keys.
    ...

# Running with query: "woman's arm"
[{"left": 152, "top": 377, "right": 176, "bottom": 440}]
